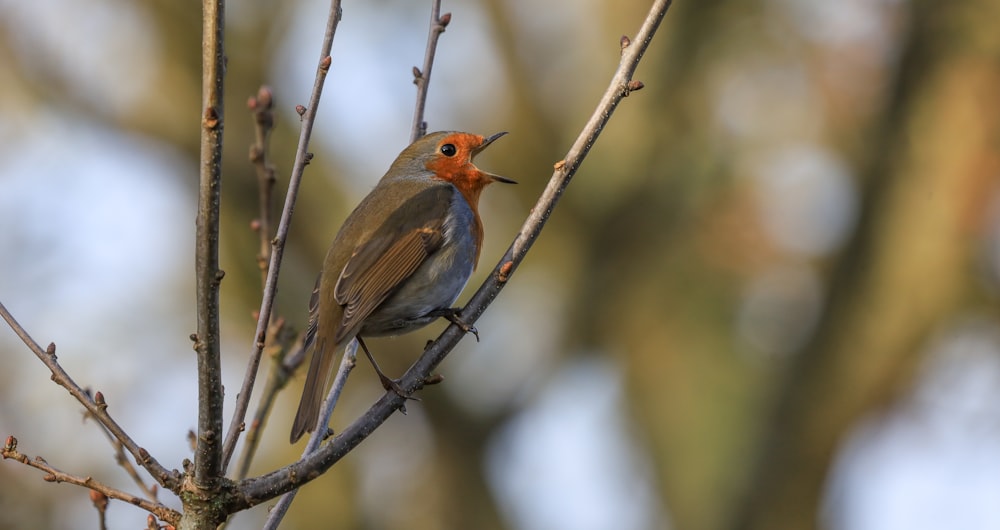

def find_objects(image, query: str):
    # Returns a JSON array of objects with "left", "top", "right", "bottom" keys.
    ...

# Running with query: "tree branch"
[
  {"left": 248, "top": 86, "right": 277, "bottom": 288},
  {"left": 233, "top": 0, "right": 672, "bottom": 507},
  {"left": 410, "top": 0, "right": 450, "bottom": 142},
  {"left": 84, "top": 400, "right": 160, "bottom": 501},
  {"left": 193, "top": 0, "right": 226, "bottom": 490},
  {"left": 2, "top": 436, "right": 181, "bottom": 526},
  {"left": 0, "top": 301, "right": 181, "bottom": 492},
  {"left": 220, "top": 0, "right": 344, "bottom": 475},
  {"left": 261, "top": 340, "right": 358, "bottom": 529}
]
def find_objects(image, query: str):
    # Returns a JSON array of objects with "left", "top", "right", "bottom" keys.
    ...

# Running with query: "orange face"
[
  {"left": 424, "top": 132, "right": 511, "bottom": 268},
  {"left": 424, "top": 133, "right": 496, "bottom": 208}
]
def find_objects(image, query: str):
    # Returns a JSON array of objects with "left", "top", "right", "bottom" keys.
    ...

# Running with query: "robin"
[{"left": 290, "top": 131, "right": 513, "bottom": 443}]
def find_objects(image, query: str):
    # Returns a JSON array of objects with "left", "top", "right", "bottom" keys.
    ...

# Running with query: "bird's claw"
[
  {"left": 379, "top": 375, "right": 420, "bottom": 402},
  {"left": 439, "top": 308, "right": 479, "bottom": 342}
]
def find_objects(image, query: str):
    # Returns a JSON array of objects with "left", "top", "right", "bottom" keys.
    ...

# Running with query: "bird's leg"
[
  {"left": 427, "top": 307, "right": 479, "bottom": 342},
  {"left": 356, "top": 337, "right": 418, "bottom": 401}
]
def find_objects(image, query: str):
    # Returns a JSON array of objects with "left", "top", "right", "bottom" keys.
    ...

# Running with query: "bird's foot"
[
  {"left": 377, "top": 373, "right": 420, "bottom": 402},
  {"left": 431, "top": 307, "right": 479, "bottom": 342}
]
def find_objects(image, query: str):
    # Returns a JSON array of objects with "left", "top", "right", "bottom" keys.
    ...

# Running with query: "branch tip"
[{"left": 256, "top": 86, "right": 274, "bottom": 109}]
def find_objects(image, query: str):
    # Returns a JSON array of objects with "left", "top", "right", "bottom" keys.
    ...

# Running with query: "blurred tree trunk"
[{"left": 730, "top": 0, "right": 1000, "bottom": 528}]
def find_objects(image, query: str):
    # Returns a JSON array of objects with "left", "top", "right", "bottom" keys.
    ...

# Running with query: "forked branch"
[{"left": 232, "top": 0, "right": 673, "bottom": 508}]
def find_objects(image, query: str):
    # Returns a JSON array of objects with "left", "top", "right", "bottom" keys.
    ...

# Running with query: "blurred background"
[{"left": 2, "top": 0, "right": 1000, "bottom": 528}]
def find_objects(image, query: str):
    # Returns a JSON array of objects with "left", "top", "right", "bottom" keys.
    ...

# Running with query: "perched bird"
[{"left": 290, "top": 131, "right": 514, "bottom": 443}]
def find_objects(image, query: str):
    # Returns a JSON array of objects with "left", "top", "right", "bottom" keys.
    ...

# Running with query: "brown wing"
[{"left": 331, "top": 185, "right": 454, "bottom": 343}]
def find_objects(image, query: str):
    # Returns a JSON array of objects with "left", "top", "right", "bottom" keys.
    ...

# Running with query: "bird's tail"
[{"left": 289, "top": 336, "right": 333, "bottom": 443}]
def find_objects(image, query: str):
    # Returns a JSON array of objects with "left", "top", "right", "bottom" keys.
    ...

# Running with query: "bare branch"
[
  {"left": 193, "top": 0, "right": 227, "bottom": 490},
  {"left": 410, "top": 0, "right": 450, "bottom": 142},
  {"left": 0, "top": 302, "right": 181, "bottom": 491},
  {"left": 233, "top": 0, "right": 674, "bottom": 507},
  {"left": 261, "top": 340, "right": 358, "bottom": 529},
  {"left": 83, "top": 395, "right": 160, "bottom": 500},
  {"left": 232, "top": 318, "right": 298, "bottom": 480},
  {"left": 90, "top": 489, "right": 109, "bottom": 530},
  {"left": 2, "top": 436, "right": 181, "bottom": 526},
  {"left": 248, "top": 86, "right": 278, "bottom": 288},
  {"left": 220, "top": 0, "right": 345, "bottom": 475}
]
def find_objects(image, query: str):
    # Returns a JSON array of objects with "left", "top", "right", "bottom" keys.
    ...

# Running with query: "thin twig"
[
  {"left": 261, "top": 340, "right": 358, "bottom": 529},
  {"left": 220, "top": 0, "right": 345, "bottom": 475},
  {"left": 2, "top": 435, "right": 181, "bottom": 525},
  {"left": 233, "top": 0, "right": 673, "bottom": 507},
  {"left": 90, "top": 490, "right": 109, "bottom": 530},
  {"left": 193, "top": 0, "right": 227, "bottom": 489},
  {"left": 249, "top": 86, "right": 278, "bottom": 288},
  {"left": 0, "top": 302, "right": 181, "bottom": 492},
  {"left": 233, "top": 318, "right": 298, "bottom": 480},
  {"left": 83, "top": 402, "right": 159, "bottom": 500},
  {"left": 410, "top": 0, "right": 450, "bottom": 142}
]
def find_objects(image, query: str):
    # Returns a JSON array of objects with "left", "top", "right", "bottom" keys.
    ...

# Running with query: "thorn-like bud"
[
  {"left": 423, "top": 373, "right": 445, "bottom": 385},
  {"left": 626, "top": 80, "right": 645, "bottom": 94},
  {"left": 620, "top": 35, "right": 631, "bottom": 54},
  {"left": 319, "top": 55, "right": 332, "bottom": 72},
  {"left": 94, "top": 391, "right": 107, "bottom": 411},
  {"left": 553, "top": 160, "right": 566, "bottom": 170},
  {"left": 498, "top": 261, "right": 514, "bottom": 282},
  {"left": 216, "top": 269, "right": 226, "bottom": 281},
  {"left": 203, "top": 107, "right": 220, "bottom": 129},
  {"left": 412, "top": 66, "right": 422, "bottom": 79},
  {"left": 295, "top": 105, "right": 307, "bottom": 117},
  {"left": 46, "top": 343, "right": 56, "bottom": 355},
  {"left": 439, "top": 12, "right": 452, "bottom": 28},
  {"left": 43, "top": 474, "right": 57, "bottom": 482}
]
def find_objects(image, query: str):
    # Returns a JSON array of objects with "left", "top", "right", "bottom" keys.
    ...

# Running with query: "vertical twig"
[
  {"left": 232, "top": 319, "right": 297, "bottom": 481},
  {"left": 261, "top": 340, "right": 358, "bottom": 529},
  {"left": 410, "top": 0, "right": 450, "bottom": 142},
  {"left": 193, "top": 0, "right": 226, "bottom": 490},
  {"left": 220, "top": 0, "right": 345, "bottom": 474},
  {"left": 249, "top": 86, "right": 277, "bottom": 288}
]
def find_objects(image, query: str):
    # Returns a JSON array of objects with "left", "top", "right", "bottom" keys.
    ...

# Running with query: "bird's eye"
[{"left": 440, "top": 143, "right": 457, "bottom": 157}]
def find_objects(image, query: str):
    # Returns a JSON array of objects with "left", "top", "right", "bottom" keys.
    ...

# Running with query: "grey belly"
[{"left": 360, "top": 240, "right": 474, "bottom": 336}]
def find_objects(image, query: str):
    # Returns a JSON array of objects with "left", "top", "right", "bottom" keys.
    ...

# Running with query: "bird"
[{"left": 290, "top": 130, "right": 514, "bottom": 443}]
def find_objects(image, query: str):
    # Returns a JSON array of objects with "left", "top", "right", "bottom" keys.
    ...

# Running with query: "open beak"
[{"left": 474, "top": 131, "right": 517, "bottom": 184}]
